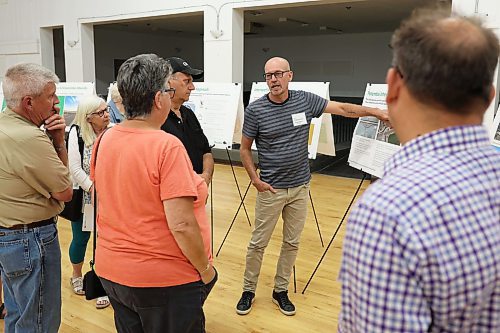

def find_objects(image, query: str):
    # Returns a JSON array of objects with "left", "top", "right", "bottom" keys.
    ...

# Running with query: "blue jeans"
[{"left": 0, "top": 223, "right": 62, "bottom": 333}]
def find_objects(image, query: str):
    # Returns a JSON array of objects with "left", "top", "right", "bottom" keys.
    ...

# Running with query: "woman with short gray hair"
[{"left": 91, "top": 54, "right": 216, "bottom": 333}]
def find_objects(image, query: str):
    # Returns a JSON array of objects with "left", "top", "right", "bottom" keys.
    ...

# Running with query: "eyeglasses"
[
  {"left": 161, "top": 87, "right": 176, "bottom": 98},
  {"left": 263, "top": 70, "right": 290, "bottom": 80},
  {"left": 89, "top": 106, "right": 110, "bottom": 118}
]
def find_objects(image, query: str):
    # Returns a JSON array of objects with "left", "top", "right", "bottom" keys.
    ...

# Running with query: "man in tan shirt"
[{"left": 0, "top": 63, "right": 72, "bottom": 332}]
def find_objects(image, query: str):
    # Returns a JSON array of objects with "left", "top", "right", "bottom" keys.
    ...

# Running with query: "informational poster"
[
  {"left": 1, "top": 82, "right": 94, "bottom": 116},
  {"left": 0, "top": 83, "right": 5, "bottom": 112},
  {"left": 248, "top": 82, "right": 335, "bottom": 159},
  {"left": 492, "top": 105, "right": 500, "bottom": 151},
  {"left": 185, "top": 82, "right": 243, "bottom": 149},
  {"left": 348, "top": 84, "right": 400, "bottom": 178},
  {"left": 55, "top": 82, "right": 95, "bottom": 125}
]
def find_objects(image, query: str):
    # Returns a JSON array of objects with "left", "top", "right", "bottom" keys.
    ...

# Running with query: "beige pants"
[{"left": 243, "top": 182, "right": 309, "bottom": 293}]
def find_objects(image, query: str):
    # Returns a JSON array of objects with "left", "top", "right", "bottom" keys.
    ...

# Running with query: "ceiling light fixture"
[
  {"left": 319, "top": 26, "right": 343, "bottom": 33},
  {"left": 279, "top": 17, "right": 309, "bottom": 27}
]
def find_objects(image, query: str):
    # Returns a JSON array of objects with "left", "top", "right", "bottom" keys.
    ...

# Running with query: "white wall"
[
  {"left": 0, "top": 0, "right": 354, "bottom": 82},
  {"left": 245, "top": 32, "right": 393, "bottom": 97},
  {"left": 1, "top": 0, "right": 498, "bottom": 101}
]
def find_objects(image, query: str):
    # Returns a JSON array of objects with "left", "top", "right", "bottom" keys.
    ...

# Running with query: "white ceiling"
[{"left": 94, "top": 0, "right": 448, "bottom": 37}]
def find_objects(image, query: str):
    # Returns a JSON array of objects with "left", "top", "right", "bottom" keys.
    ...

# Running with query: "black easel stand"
[
  {"left": 215, "top": 180, "right": 252, "bottom": 257},
  {"left": 216, "top": 173, "right": 326, "bottom": 257},
  {"left": 210, "top": 180, "right": 213, "bottom": 257},
  {"left": 215, "top": 148, "right": 252, "bottom": 257},
  {"left": 226, "top": 148, "right": 251, "bottom": 226},
  {"left": 301, "top": 172, "right": 367, "bottom": 294},
  {"left": 309, "top": 190, "right": 324, "bottom": 247}
]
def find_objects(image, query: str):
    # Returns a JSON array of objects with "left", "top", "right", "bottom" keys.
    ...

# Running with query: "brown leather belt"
[{"left": 1, "top": 217, "right": 56, "bottom": 230}]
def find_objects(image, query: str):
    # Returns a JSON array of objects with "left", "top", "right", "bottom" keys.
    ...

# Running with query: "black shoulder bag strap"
[
  {"left": 90, "top": 128, "right": 109, "bottom": 269},
  {"left": 67, "top": 124, "right": 85, "bottom": 165}
]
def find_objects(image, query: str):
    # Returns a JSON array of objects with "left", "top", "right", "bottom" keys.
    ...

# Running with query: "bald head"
[
  {"left": 264, "top": 57, "right": 290, "bottom": 73},
  {"left": 391, "top": 9, "right": 499, "bottom": 113}
]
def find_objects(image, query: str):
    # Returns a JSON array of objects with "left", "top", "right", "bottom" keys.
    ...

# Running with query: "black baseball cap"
[{"left": 166, "top": 57, "right": 203, "bottom": 80}]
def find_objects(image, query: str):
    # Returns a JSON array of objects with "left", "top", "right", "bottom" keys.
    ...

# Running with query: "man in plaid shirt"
[{"left": 339, "top": 9, "right": 500, "bottom": 333}]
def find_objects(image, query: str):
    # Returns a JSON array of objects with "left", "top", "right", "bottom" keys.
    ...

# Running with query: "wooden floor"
[{"left": 0, "top": 164, "right": 371, "bottom": 333}]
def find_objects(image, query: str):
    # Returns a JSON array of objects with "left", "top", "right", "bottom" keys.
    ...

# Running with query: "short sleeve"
[
  {"left": 159, "top": 142, "right": 198, "bottom": 201},
  {"left": 242, "top": 104, "right": 258, "bottom": 139},
  {"left": 12, "top": 133, "right": 71, "bottom": 198},
  {"left": 303, "top": 91, "right": 328, "bottom": 118},
  {"left": 190, "top": 111, "right": 211, "bottom": 154}
]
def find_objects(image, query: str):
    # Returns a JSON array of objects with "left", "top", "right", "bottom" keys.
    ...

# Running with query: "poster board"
[
  {"left": 492, "top": 105, "right": 500, "bottom": 151},
  {"left": 185, "top": 82, "right": 243, "bottom": 149},
  {"left": 248, "top": 82, "right": 335, "bottom": 159},
  {"left": 348, "top": 84, "right": 400, "bottom": 178},
  {"left": 55, "top": 82, "right": 96, "bottom": 125},
  {"left": 0, "top": 83, "right": 5, "bottom": 112},
  {"left": 0, "top": 82, "right": 94, "bottom": 118}
]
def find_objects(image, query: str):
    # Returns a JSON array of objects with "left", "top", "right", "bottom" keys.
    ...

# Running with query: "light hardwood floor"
[{"left": 0, "top": 164, "right": 370, "bottom": 333}]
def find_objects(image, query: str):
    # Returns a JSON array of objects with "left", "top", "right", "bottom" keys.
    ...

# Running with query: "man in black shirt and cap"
[{"left": 162, "top": 57, "right": 214, "bottom": 185}]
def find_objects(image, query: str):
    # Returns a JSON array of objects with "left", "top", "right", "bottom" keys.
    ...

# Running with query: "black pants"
[{"left": 100, "top": 271, "right": 217, "bottom": 333}]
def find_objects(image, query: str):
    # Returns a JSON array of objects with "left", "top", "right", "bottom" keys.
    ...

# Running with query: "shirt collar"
[
  {"left": 384, "top": 125, "right": 491, "bottom": 176},
  {"left": 3, "top": 107, "right": 36, "bottom": 126},
  {"left": 168, "top": 107, "right": 185, "bottom": 120}
]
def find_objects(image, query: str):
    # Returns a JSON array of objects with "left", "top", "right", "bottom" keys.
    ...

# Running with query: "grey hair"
[
  {"left": 391, "top": 8, "right": 499, "bottom": 112},
  {"left": 2, "top": 63, "right": 59, "bottom": 109},
  {"left": 116, "top": 54, "right": 172, "bottom": 119},
  {"left": 108, "top": 82, "right": 122, "bottom": 103}
]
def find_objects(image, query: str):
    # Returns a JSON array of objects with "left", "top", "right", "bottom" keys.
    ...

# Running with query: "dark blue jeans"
[
  {"left": 100, "top": 269, "right": 217, "bottom": 333},
  {"left": 0, "top": 224, "right": 61, "bottom": 333}
]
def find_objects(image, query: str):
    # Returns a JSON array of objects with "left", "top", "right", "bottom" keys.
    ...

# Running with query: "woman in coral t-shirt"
[{"left": 91, "top": 54, "right": 216, "bottom": 333}]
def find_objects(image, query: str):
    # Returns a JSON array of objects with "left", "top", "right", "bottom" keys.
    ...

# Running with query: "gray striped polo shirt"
[{"left": 242, "top": 90, "right": 328, "bottom": 188}]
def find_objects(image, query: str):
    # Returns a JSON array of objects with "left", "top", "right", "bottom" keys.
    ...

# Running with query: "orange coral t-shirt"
[{"left": 90, "top": 126, "right": 211, "bottom": 287}]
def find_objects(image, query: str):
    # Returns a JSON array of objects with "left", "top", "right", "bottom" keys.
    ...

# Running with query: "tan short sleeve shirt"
[{"left": 0, "top": 108, "right": 71, "bottom": 227}]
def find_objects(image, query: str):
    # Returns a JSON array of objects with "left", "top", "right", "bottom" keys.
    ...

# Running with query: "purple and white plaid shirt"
[{"left": 339, "top": 125, "right": 500, "bottom": 333}]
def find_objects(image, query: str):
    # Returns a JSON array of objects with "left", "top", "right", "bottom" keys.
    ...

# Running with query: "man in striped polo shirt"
[
  {"left": 236, "top": 56, "right": 388, "bottom": 316},
  {"left": 339, "top": 10, "right": 500, "bottom": 332}
]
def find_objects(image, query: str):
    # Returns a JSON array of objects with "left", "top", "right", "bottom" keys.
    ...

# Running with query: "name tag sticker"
[{"left": 291, "top": 112, "right": 307, "bottom": 126}]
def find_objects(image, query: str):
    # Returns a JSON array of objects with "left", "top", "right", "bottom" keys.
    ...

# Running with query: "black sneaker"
[
  {"left": 272, "top": 290, "right": 296, "bottom": 316},
  {"left": 236, "top": 291, "right": 255, "bottom": 315}
]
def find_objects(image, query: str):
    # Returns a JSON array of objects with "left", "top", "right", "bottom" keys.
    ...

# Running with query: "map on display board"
[
  {"left": 248, "top": 82, "right": 335, "bottom": 159},
  {"left": 184, "top": 82, "right": 243, "bottom": 149},
  {"left": 492, "top": 105, "right": 500, "bottom": 151},
  {"left": 348, "top": 83, "right": 400, "bottom": 178},
  {"left": 55, "top": 82, "right": 95, "bottom": 125}
]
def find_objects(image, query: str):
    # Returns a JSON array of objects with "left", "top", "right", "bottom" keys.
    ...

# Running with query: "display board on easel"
[
  {"left": 348, "top": 83, "right": 400, "bottom": 178},
  {"left": 184, "top": 82, "right": 243, "bottom": 149},
  {"left": 248, "top": 82, "right": 335, "bottom": 159},
  {"left": 0, "top": 82, "right": 95, "bottom": 119},
  {"left": 56, "top": 82, "right": 96, "bottom": 125},
  {"left": 0, "top": 83, "right": 5, "bottom": 112}
]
